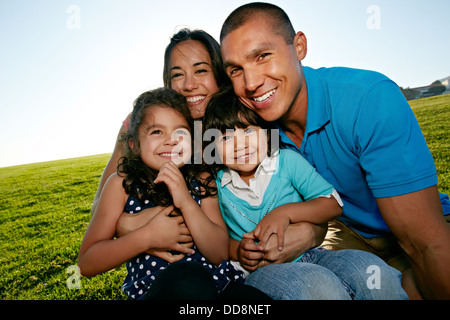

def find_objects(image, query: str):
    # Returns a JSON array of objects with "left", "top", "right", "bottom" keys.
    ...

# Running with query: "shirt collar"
[
  {"left": 220, "top": 153, "right": 278, "bottom": 188},
  {"left": 277, "top": 67, "right": 330, "bottom": 147},
  {"left": 303, "top": 66, "right": 330, "bottom": 133},
  {"left": 276, "top": 67, "right": 330, "bottom": 151}
]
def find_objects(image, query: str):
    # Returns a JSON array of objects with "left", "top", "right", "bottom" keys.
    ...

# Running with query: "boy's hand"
[{"left": 238, "top": 233, "right": 264, "bottom": 271}]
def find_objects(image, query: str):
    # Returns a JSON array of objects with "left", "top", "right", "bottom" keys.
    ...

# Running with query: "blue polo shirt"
[{"left": 278, "top": 66, "right": 449, "bottom": 238}]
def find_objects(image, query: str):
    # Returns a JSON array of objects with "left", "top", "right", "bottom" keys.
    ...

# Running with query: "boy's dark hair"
[
  {"left": 118, "top": 87, "right": 215, "bottom": 206},
  {"left": 203, "top": 86, "right": 277, "bottom": 177},
  {"left": 220, "top": 2, "right": 296, "bottom": 44},
  {"left": 163, "top": 28, "right": 230, "bottom": 89},
  {"left": 203, "top": 86, "right": 272, "bottom": 134}
]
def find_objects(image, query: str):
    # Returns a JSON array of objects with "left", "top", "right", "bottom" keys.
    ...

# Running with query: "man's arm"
[{"left": 377, "top": 185, "right": 450, "bottom": 299}]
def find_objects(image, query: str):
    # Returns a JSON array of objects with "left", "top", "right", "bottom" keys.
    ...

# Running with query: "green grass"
[
  {"left": 410, "top": 94, "right": 450, "bottom": 195},
  {"left": 0, "top": 155, "right": 127, "bottom": 300},
  {"left": 0, "top": 94, "right": 448, "bottom": 300}
]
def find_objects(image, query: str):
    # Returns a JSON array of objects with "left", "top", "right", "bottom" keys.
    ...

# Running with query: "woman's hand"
[
  {"left": 116, "top": 205, "right": 170, "bottom": 238},
  {"left": 140, "top": 207, "right": 195, "bottom": 256},
  {"left": 116, "top": 205, "right": 194, "bottom": 262}
]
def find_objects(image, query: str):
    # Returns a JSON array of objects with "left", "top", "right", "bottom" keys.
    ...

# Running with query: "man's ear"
[{"left": 294, "top": 31, "right": 307, "bottom": 61}]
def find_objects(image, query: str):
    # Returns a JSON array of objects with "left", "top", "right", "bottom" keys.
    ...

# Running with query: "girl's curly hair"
[{"left": 117, "top": 87, "right": 216, "bottom": 206}]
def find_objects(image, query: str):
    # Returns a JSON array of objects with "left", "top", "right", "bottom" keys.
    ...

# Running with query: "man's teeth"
[
  {"left": 186, "top": 96, "right": 205, "bottom": 103},
  {"left": 253, "top": 89, "right": 276, "bottom": 103}
]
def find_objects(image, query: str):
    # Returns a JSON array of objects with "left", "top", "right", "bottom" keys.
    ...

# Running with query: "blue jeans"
[{"left": 245, "top": 248, "right": 408, "bottom": 300}]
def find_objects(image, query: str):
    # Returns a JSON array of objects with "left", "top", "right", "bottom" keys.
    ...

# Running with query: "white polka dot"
[
  {"left": 139, "top": 264, "right": 144, "bottom": 269},
  {"left": 129, "top": 200, "right": 134, "bottom": 205}
]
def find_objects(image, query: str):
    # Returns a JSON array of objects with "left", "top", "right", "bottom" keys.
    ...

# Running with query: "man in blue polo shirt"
[{"left": 220, "top": 2, "right": 450, "bottom": 299}]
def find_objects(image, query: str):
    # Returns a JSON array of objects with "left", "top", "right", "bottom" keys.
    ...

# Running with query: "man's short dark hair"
[{"left": 220, "top": 2, "right": 296, "bottom": 44}]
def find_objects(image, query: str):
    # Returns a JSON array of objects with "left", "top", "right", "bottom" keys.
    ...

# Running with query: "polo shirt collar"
[
  {"left": 277, "top": 67, "right": 330, "bottom": 141},
  {"left": 303, "top": 66, "right": 330, "bottom": 134},
  {"left": 276, "top": 67, "right": 330, "bottom": 152}
]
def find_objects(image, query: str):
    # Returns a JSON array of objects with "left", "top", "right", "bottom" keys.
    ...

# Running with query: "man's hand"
[
  {"left": 235, "top": 222, "right": 327, "bottom": 270},
  {"left": 262, "top": 222, "right": 324, "bottom": 264},
  {"left": 251, "top": 210, "right": 290, "bottom": 252}
]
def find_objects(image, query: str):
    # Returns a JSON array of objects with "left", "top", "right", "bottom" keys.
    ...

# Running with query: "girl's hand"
[{"left": 154, "top": 161, "right": 192, "bottom": 209}]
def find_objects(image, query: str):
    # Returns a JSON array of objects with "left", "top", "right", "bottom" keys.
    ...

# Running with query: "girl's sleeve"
[{"left": 282, "top": 149, "right": 343, "bottom": 206}]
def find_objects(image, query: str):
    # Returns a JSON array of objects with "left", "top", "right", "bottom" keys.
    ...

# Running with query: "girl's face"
[
  {"left": 134, "top": 105, "right": 192, "bottom": 170},
  {"left": 169, "top": 40, "right": 219, "bottom": 119},
  {"left": 216, "top": 123, "right": 268, "bottom": 181}
]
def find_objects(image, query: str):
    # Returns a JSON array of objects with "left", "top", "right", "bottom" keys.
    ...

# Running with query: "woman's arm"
[
  {"left": 78, "top": 174, "right": 194, "bottom": 277},
  {"left": 116, "top": 205, "right": 194, "bottom": 264},
  {"left": 91, "top": 124, "right": 127, "bottom": 216}
]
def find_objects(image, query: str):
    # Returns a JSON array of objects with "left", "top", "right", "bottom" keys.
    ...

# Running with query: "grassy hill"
[{"left": 0, "top": 94, "right": 449, "bottom": 300}]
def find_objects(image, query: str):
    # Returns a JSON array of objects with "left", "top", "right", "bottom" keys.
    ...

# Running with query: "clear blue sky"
[{"left": 1, "top": 0, "right": 449, "bottom": 168}]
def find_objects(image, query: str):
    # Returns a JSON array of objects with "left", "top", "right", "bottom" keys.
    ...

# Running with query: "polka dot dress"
[{"left": 121, "top": 183, "right": 244, "bottom": 300}]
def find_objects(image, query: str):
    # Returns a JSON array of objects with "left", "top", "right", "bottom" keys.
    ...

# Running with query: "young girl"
[
  {"left": 78, "top": 88, "right": 257, "bottom": 300},
  {"left": 203, "top": 87, "right": 407, "bottom": 300}
]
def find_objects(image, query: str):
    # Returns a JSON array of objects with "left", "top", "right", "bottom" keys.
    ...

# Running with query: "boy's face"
[
  {"left": 134, "top": 105, "right": 192, "bottom": 170},
  {"left": 221, "top": 16, "right": 306, "bottom": 122},
  {"left": 216, "top": 124, "right": 268, "bottom": 180}
]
